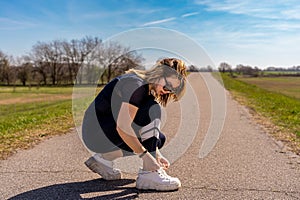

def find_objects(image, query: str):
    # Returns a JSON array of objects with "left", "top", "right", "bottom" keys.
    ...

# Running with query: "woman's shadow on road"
[{"left": 8, "top": 178, "right": 139, "bottom": 200}]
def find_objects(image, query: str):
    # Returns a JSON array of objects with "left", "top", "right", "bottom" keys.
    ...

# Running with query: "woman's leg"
[
  {"left": 84, "top": 98, "right": 165, "bottom": 158},
  {"left": 132, "top": 99, "right": 164, "bottom": 157},
  {"left": 141, "top": 131, "right": 166, "bottom": 157},
  {"left": 101, "top": 149, "right": 123, "bottom": 161},
  {"left": 82, "top": 102, "right": 119, "bottom": 154},
  {"left": 82, "top": 103, "right": 123, "bottom": 180},
  {"left": 131, "top": 98, "right": 169, "bottom": 172},
  {"left": 82, "top": 102, "right": 130, "bottom": 158}
]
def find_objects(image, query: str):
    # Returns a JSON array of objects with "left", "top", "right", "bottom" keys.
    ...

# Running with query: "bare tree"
[
  {"left": 109, "top": 52, "right": 144, "bottom": 78},
  {"left": 236, "top": 64, "right": 260, "bottom": 77},
  {"left": 62, "top": 39, "right": 79, "bottom": 84},
  {"left": 76, "top": 36, "right": 102, "bottom": 84},
  {"left": 97, "top": 42, "right": 144, "bottom": 84},
  {"left": 29, "top": 37, "right": 100, "bottom": 85},
  {"left": 49, "top": 40, "right": 64, "bottom": 85},
  {"left": 188, "top": 65, "right": 199, "bottom": 72},
  {"left": 31, "top": 40, "right": 64, "bottom": 85},
  {"left": 31, "top": 42, "right": 50, "bottom": 85},
  {"left": 1, "top": 36, "right": 144, "bottom": 86},
  {"left": 14, "top": 55, "right": 33, "bottom": 86},
  {"left": 219, "top": 62, "right": 232, "bottom": 73},
  {"left": 97, "top": 42, "right": 126, "bottom": 84},
  {"left": 0, "top": 51, "right": 16, "bottom": 85},
  {"left": 0, "top": 50, "right": 9, "bottom": 84}
]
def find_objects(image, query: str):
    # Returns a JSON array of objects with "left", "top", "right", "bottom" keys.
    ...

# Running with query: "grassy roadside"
[
  {"left": 217, "top": 73, "right": 300, "bottom": 154},
  {"left": 0, "top": 99, "right": 74, "bottom": 159},
  {"left": 0, "top": 86, "right": 86, "bottom": 159}
]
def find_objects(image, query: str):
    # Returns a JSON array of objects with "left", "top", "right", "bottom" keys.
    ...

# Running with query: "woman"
[{"left": 82, "top": 58, "right": 187, "bottom": 191}]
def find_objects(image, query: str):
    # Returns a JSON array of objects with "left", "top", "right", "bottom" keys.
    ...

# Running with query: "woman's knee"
[
  {"left": 142, "top": 132, "right": 166, "bottom": 152},
  {"left": 158, "top": 132, "right": 166, "bottom": 149}
]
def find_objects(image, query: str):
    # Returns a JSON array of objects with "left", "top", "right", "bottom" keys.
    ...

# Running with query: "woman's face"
[{"left": 154, "top": 76, "right": 181, "bottom": 96}]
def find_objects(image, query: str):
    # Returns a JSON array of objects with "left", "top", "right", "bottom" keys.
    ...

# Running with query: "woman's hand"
[
  {"left": 157, "top": 155, "right": 170, "bottom": 170},
  {"left": 156, "top": 149, "right": 170, "bottom": 170},
  {"left": 142, "top": 152, "right": 161, "bottom": 171}
]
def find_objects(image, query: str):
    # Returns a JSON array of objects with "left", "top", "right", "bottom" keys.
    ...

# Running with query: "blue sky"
[{"left": 0, "top": 0, "right": 300, "bottom": 68}]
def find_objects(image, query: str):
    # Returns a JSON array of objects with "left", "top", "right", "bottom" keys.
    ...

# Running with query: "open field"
[
  {"left": 262, "top": 71, "right": 300, "bottom": 76},
  {"left": 218, "top": 73, "right": 300, "bottom": 154},
  {"left": 0, "top": 86, "right": 97, "bottom": 159},
  {"left": 238, "top": 76, "right": 300, "bottom": 100}
]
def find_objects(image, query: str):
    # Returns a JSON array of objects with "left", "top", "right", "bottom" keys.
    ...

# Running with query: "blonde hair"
[{"left": 126, "top": 58, "right": 187, "bottom": 107}]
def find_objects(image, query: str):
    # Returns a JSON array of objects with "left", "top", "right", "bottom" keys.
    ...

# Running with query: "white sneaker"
[
  {"left": 84, "top": 154, "right": 122, "bottom": 180},
  {"left": 136, "top": 168, "right": 181, "bottom": 191}
]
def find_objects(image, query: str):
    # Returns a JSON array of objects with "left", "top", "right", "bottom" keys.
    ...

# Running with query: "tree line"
[
  {"left": 218, "top": 62, "right": 300, "bottom": 77},
  {"left": 3, "top": 36, "right": 299, "bottom": 87},
  {"left": 0, "top": 36, "right": 144, "bottom": 86}
]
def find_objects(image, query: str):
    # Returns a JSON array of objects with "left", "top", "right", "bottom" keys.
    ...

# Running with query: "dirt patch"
[{"left": 0, "top": 94, "right": 72, "bottom": 105}]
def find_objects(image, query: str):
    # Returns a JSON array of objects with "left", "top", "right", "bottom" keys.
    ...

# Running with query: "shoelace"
[
  {"left": 159, "top": 168, "right": 168, "bottom": 176},
  {"left": 157, "top": 168, "right": 171, "bottom": 179}
]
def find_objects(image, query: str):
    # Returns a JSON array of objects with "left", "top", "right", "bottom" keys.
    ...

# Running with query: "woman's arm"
[
  {"left": 116, "top": 102, "right": 146, "bottom": 154},
  {"left": 117, "top": 102, "right": 161, "bottom": 171}
]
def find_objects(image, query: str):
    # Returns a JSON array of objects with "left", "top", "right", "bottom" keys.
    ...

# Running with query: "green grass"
[
  {"left": 0, "top": 100, "right": 72, "bottom": 134},
  {"left": 219, "top": 73, "right": 300, "bottom": 146},
  {"left": 0, "top": 86, "right": 99, "bottom": 159}
]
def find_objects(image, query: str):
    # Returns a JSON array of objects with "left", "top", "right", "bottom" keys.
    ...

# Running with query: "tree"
[
  {"left": 0, "top": 51, "right": 15, "bottom": 85},
  {"left": 188, "top": 65, "right": 199, "bottom": 72},
  {"left": 31, "top": 42, "right": 50, "bottom": 85},
  {"left": 236, "top": 64, "right": 260, "bottom": 77},
  {"left": 61, "top": 40, "right": 77, "bottom": 84},
  {"left": 219, "top": 62, "right": 232, "bottom": 73},
  {"left": 47, "top": 40, "right": 64, "bottom": 85},
  {"left": 107, "top": 52, "right": 144, "bottom": 79},
  {"left": 14, "top": 55, "right": 33, "bottom": 86},
  {"left": 97, "top": 42, "right": 144, "bottom": 84},
  {"left": 75, "top": 36, "right": 101, "bottom": 84},
  {"left": 1, "top": 36, "right": 145, "bottom": 86},
  {"left": 0, "top": 50, "right": 9, "bottom": 84},
  {"left": 97, "top": 41, "right": 127, "bottom": 84}
]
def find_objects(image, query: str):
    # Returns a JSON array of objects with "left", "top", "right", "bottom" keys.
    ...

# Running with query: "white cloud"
[
  {"left": 194, "top": 0, "right": 300, "bottom": 20},
  {"left": 181, "top": 12, "right": 199, "bottom": 18},
  {"left": 281, "top": 7, "right": 300, "bottom": 20},
  {"left": 141, "top": 17, "right": 176, "bottom": 26},
  {"left": 255, "top": 22, "right": 300, "bottom": 31}
]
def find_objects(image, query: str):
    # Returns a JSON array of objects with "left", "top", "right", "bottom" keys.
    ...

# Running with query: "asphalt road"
[{"left": 1, "top": 73, "right": 300, "bottom": 200}]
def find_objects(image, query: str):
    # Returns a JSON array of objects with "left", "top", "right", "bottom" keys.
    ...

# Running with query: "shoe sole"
[
  {"left": 84, "top": 157, "right": 122, "bottom": 180},
  {"left": 136, "top": 177, "right": 181, "bottom": 191}
]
